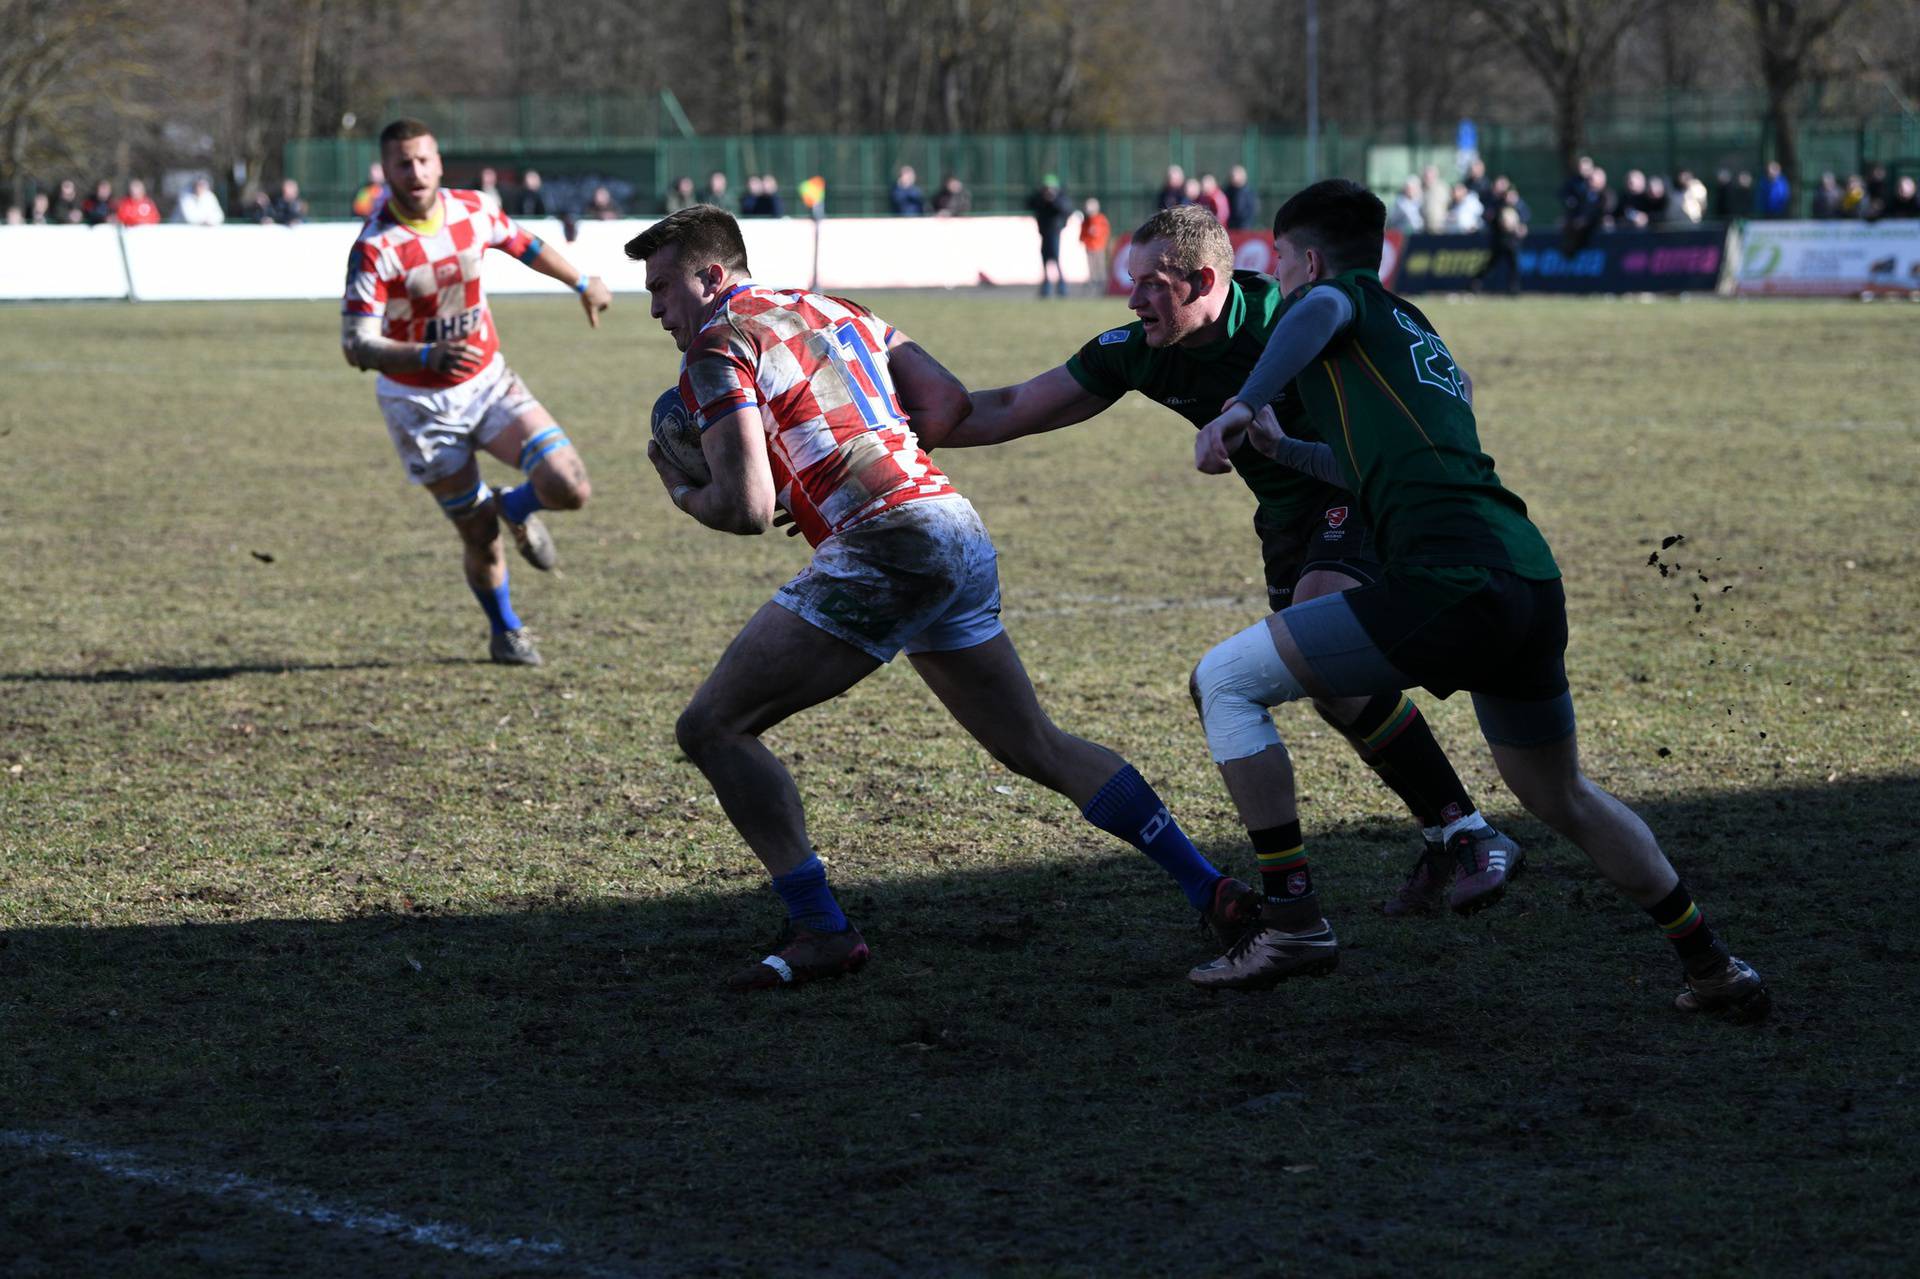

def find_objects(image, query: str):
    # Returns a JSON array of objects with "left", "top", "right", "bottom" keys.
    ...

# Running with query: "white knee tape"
[{"left": 1195, "top": 620, "right": 1307, "bottom": 763}]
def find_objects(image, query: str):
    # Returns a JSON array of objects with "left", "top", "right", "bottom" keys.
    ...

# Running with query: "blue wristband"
[
  {"left": 419, "top": 344, "right": 432, "bottom": 368},
  {"left": 574, "top": 275, "right": 591, "bottom": 294}
]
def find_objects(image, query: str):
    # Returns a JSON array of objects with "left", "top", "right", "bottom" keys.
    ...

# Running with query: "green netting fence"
[{"left": 285, "top": 92, "right": 1920, "bottom": 225}]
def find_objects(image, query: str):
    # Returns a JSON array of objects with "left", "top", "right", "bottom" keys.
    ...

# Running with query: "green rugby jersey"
[
  {"left": 1065, "top": 270, "right": 1342, "bottom": 526},
  {"left": 1277, "top": 270, "right": 1559, "bottom": 579}
]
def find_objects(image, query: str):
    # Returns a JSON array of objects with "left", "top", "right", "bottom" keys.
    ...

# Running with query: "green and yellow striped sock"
[{"left": 1252, "top": 822, "right": 1312, "bottom": 903}]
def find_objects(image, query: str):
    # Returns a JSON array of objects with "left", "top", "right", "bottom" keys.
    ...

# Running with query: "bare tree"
[
  {"left": 1743, "top": 0, "right": 1866, "bottom": 189},
  {"left": 1471, "top": 0, "right": 1665, "bottom": 170},
  {"left": 0, "top": 0, "right": 150, "bottom": 207}
]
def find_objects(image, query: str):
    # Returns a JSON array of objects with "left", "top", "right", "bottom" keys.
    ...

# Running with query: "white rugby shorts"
[
  {"left": 774, "top": 496, "right": 1005, "bottom": 662},
  {"left": 377, "top": 355, "right": 542, "bottom": 484}
]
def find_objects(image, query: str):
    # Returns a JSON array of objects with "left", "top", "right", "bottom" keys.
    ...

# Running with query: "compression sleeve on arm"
[
  {"left": 1235, "top": 286, "right": 1355, "bottom": 412},
  {"left": 1263, "top": 434, "right": 1345, "bottom": 486}
]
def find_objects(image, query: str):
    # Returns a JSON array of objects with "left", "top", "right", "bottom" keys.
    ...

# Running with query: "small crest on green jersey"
[{"left": 1097, "top": 328, "right": 1132, "bottom": 345}]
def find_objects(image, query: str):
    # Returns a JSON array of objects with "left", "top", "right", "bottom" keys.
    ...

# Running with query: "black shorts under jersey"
[
  {"left": 1340, "top": 565, "right": 1570, "bottom": 705},
  {"left": 1255, "top": 502, "right": 1385, "bottom": 612}
]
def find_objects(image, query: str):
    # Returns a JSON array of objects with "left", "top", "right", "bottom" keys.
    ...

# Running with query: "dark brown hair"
[
  {"left": 624, "top": 204, "right": 750, "bottom": 274},
  {"left": 1272, "top": 179, "right": 1386, "bottom": 274},
  {"left": 378, "top": 118, "right": 434, "bottom": 149}
]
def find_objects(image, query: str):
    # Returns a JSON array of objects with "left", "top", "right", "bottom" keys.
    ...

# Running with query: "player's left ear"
[{"left": 1192, "top": 264, "right": 1218, "bottom": 299}]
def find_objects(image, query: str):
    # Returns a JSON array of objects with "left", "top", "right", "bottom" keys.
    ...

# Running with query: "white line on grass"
[{"left": 0, "top": 1129, "right": 637, "bottom": 1277}]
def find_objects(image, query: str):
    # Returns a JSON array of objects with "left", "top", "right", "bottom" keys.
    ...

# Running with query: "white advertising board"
[
  {"left": 2, "top": 214, "right": 1083, "bottom": 302},
  {"left": 1735, "top": 220, "right": 1920, "bottom": 296},
  {"left": 0, "top": 225, "right": 131, "bottom": 299}
]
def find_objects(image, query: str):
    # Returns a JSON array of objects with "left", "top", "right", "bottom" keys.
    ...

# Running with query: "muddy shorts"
[
  {"left": 1255, "top": 502, "right": 1385, "bottom": 612},
  {"left": 377, "top": 355, "right": 541, "bottom": 485},
  {"left": 774, "top": 496, "right": 1004, "bottom": 662}
]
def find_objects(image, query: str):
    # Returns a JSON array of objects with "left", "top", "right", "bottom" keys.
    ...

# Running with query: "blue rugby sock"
[
  {"left": 470, "top": 573, "right": 522, "bottom": 635},
  {"left": 497, "top": 483, "right": 546, "bottom": 526},
  {"left": 1081, "top": 765, "right": 1222, "bottom": 909},
  {"left": 771, "top": 853, "right": 849, "bottom": 933}
]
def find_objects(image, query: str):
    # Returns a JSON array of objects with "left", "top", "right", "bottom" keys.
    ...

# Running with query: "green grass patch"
[{"left": 1, "top": 293, "right": 1916, "bottom": 1275}]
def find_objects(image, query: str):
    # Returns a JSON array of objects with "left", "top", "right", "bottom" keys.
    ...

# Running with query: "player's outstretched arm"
[
  {"left": 651, "top": 404, "right": 776, "bottom": 535},
  {"left": 884, "top": 336, "right": 973, "bottom": 449},
  {"left": 524, "top": 241, "right": 612, "bottom": 329},
  {"left": 940, "top": 366, "right": 1112, "bottom": 449}
]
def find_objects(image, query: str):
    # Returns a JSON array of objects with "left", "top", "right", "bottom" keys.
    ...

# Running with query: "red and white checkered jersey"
[
  {"left": 341, "top": 190, "right": 540, "bottom": 389},
  {"left": 679, "top": 284, "right": 957, "bottom": 547}
]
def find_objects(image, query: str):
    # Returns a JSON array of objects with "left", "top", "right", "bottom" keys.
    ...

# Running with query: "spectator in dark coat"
[
  {"left": 1558, "top": 156, "right": 1595, "bottom": 221},
  {"left": 82, "top": 179, "right": 115, "bottom": 225},
  {"left": 511, "top": 170, "right": 549, "bottom": 217},
  {"left": 1028, "top": 174, "right": 1072, "bottom": 298},
  {"left": 664, "top": 176, "right": 697, "bottom": 213},
  {"left": 1155, "top": 164, "right": 1187, "bottom": 211},
  {"left": 267, "top": 178, "right": 308, "bottom": 225},
  {"left": 49, "top": 178, "right": 83, "bottom": 223},
  {"left": 1473, "top": 185, "right": 1528, "bottom": 295},
  {"left": 585, "top": 185, "right": 622, "bottom": 220},
  {"left": 1864, "top": 163, "right": 1889, "bottom": 214},
  {"left": 759, "top": 175, "right": 785, "bottom": 218},
  {"left": 1225, "top": 164, "right": 1258, "bottom": 229},
  {"left": 889, "top": 166, "right": 926, "bottom": 216},
  {"left": 1879, "top": 175, "right": 1920, "bottom": 219},
  {"left": 932, "top": 174, "right": 971, "bottom": 217},
  {"left": 1562, "top": 167, "right": 1611, "bottom": 253},
  {"left": 1808, "top": 172, "right": 1842, "bottom": 219}
]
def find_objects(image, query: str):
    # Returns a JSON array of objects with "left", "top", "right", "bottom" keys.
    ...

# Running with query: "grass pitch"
[{"left": 1, "top": 291, "right": 1917, "bottom": 1275}]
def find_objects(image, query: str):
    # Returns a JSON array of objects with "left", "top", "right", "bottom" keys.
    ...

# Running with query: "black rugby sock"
[{"left": 1318, "top": 693, "right": 1474, "bottom": 830}]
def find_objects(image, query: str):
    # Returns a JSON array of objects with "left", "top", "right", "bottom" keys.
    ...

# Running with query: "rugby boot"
[
  {"left": 488, "top": 627, "right": 543, "bottom": 667},
  {"left": 1446, "top": 825, "right": 1525, "bottom": 915},
  {"left": 1674, "top": 945, "right": 1771, "bottom": 1022},
  {"left": 1380, "top": 842, "right": 1451, "bottom": 918},
  {"left": 728, "top": 923, "right": 871, "bottom": 992},
  {"left": 1202, "top": 875, "right": 1264, "bottom": 944},
  {"left": 504, "top": 510, "right": 557, "bottom": 571},
  {"left": 1189, "top": 906, "right": 1339, "bottom": 991}
]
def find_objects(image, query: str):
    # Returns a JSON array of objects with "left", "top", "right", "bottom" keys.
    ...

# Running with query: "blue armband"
[
  {"left": 419, "top": 344, "right": 432, "bottom": 368},
  {"left": 574, "top": 274, "right": 592, "bottom": 294},
  {"left": 516, "top": 236, "right": 544, "bottom": 265}
]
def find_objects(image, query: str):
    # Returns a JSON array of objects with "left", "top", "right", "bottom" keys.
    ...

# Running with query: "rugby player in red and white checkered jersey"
[
  {"left": 341, "top": 118, "right": 613, "bottom": 668},
  {"left": 629, "top": 206, "right": 1254, "bottom": 992},
  {"left": 676, "top": 285, "right": 957, "bottom": 548}
]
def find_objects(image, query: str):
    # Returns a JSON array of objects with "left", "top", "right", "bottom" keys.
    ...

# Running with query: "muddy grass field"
[{"left": 2, "top": 292, "right": 1916, "bottom": 1275}]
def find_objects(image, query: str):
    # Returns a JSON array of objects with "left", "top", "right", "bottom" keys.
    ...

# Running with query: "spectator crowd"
[{"left": 9, "top": 156, "right": 1914, "bottom": 233}]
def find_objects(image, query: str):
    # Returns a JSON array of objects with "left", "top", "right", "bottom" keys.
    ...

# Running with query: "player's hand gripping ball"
[{"left": 650, "top": 387, "right": 709, "bottom": 484}]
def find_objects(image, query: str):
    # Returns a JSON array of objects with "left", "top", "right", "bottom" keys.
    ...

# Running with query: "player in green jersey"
[
  {"left": 944, "top": 204, "right": 1528, "bottom": 933},
  {"left": 941, "top": 205, "right": 1524, "bottom": 934},
  {"left": 1184, "top": 180, "right": 1767, "bottom": 1020}
]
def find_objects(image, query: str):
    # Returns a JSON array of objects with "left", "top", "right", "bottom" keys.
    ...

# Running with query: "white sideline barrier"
[
  {"left": 1734, "top": 220, "right": 1920, "bottom": 296},
  {"left": 0, "top": 225, "right": 132, "bottom": 299},
  {"left": 1, "top": 215, "right": 1083, "bottom": 302},
  {"left": 123, "top": 222, "right": 362, "bottom": 300}
]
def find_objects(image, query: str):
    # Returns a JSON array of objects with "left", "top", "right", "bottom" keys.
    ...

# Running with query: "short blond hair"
[{"left": 1131, "top": 205, "right": 1233, "bottom": 278}]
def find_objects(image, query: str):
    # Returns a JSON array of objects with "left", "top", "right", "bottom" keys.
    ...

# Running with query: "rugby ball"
[{"left": 650, "top": 387, "right": 709, "bottom": 484}]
